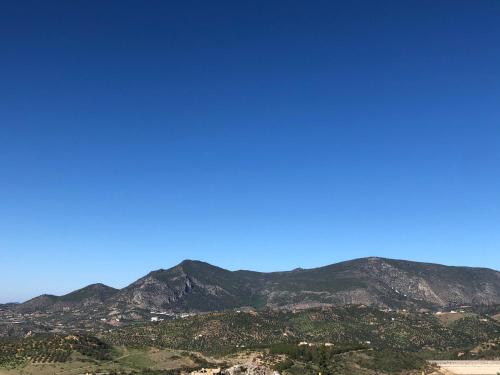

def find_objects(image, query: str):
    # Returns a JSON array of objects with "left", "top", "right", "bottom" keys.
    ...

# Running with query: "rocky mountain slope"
[{"left": 13, "top": 257, "right": 500, "bottom": 314}]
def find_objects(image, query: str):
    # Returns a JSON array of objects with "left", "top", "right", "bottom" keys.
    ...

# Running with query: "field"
[{"left": 0, "top": 347, "right": 222, "bottom": 375}]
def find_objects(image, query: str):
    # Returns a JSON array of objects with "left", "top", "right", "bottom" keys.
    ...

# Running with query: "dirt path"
[{"left": 430, "top": 360, "right": 500, "bottom": 375}]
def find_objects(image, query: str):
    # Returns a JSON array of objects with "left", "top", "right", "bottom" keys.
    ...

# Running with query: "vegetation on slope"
[
  {"left": 270, "top": 344, "right": 429, "bottom": 375},
  {"left": 0, "top": 334, "right": 111, "bottom": 368},
  {"left": 103, "top": 306, "right": 500, "bottom": 355}
]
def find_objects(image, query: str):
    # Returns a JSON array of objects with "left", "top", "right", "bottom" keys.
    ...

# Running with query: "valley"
[{"left": 1, "top": 258, "right": 499, "bottom": 375}]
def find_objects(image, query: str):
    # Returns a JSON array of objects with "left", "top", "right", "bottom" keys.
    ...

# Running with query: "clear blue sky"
[{"left": 1, "top": 1, "right": 500, "bottom": 303}]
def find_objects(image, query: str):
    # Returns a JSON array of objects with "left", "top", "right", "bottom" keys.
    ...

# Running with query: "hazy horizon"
[{"left": 2, "top": 1, "right": 500, "bottom": 303}]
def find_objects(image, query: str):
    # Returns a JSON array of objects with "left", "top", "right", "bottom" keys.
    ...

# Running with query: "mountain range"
[{"left": 14, "top": 257, "right": 500, "bottom": 316}]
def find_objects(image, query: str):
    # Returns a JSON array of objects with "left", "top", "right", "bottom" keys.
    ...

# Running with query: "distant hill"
[
  {"left": 17, "top": 283, "right": 118, "bottom": 313},
  {"left": 13, "top": 257, "right": 500, "bottom": 315},
  {"left": 0, "top": 302, "right": 19, "bottom": 309}
]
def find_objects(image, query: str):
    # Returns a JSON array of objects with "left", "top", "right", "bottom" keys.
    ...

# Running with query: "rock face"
[
  {"left": 109, "top": 260, "right": 266, "bottom": 311},
  {"left": 14, "top": 257, "right": 500, "bottom": 314}
]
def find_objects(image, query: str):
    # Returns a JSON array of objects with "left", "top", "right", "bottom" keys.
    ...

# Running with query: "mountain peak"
[
  {"left": 178, "top": 259, "right": 215, "bottom": 268},
  {"left": 58, "top": 283, "right": 118, "bottom": 303},
  {"left": 15, "top": 258, "right": 500, "bottom": 315},
  {"left": 147, "top": 260, "right": 213, "bottom": 277},
  {"left": 179, "top": 259, "right": 197, "bottom": 265}
]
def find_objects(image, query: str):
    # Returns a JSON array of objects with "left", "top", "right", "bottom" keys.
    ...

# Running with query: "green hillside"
[{"left": 103, "top": 306, "right": 500, "bottom": 355}]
